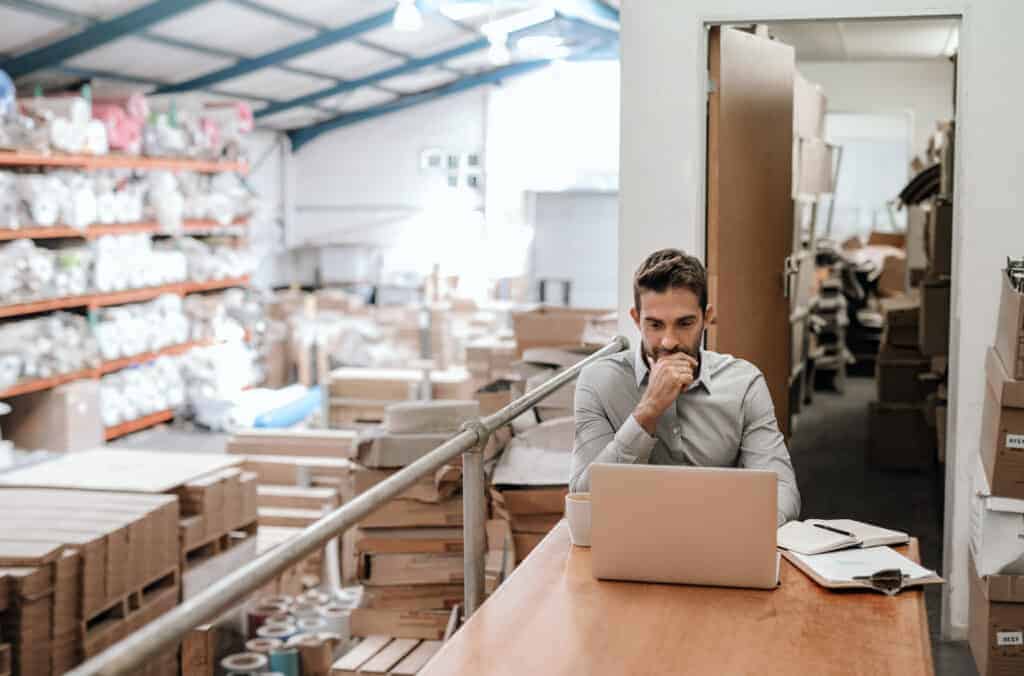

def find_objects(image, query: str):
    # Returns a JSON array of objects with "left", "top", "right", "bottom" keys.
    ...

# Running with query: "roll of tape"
[
  {"left": 266, "top": 612, "right": 294, "bottom": 625},
  {"left": 245, "top": 637, "right": 283, "bottom": 654},
  {"left": 297, "top": 637, "right": 334, "bottom": 676},
  {"left": 256, "top": 623, "right": 296, "bottom": 640},
  {"left": 319, "top": 604, "right": 350, "bottom": 638},
  {"left": 300, "top": 589, "right": 330, "bottom": 606},
  {"left": 297, "top": 617, "right": 326, "bottom": 634},
  {"left": 290, "top": 601, "right": 320, "bottom": 619},
  {"left": 269, "top": 646, "right": 301, "bottom": 676},
  {"left": 247, "top": 602, "right": 289, "bottom": 637},
  {"left": 220, "top": 652, "right": 268, "bottom": 673}
]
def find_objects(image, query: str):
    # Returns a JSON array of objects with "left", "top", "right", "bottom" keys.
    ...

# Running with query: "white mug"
[{"left": 565, "top": 492, "right": 592, "bottom": 547}]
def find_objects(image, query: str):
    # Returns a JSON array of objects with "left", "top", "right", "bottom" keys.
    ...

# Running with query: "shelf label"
[
  {"left": 1007, "top": 434, "right": 1024, "bottom": 450},
  {"left": 996, "top": 631, "right": 1023, "bottom": 647}
]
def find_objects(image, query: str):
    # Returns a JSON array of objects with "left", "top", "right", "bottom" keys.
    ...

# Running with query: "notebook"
[
  {"left": 777, "top": 519, "right": 910, "bottom": 556},
  {"left": 783, "top": 546, "right": 943, "bottom": 593}
]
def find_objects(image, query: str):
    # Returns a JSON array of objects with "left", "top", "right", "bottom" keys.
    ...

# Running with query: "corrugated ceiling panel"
[
  {"left": 286, "top": 40, "right": 404, "bottom": 80},
  {"left": 334, "top": 87, "right": 397, "bottom": 112},
  {"left": 217, "top": 67, "right": 336, "bottom": 100},
  {"left": 376, "top": 66, "right": 458, "bottom": 94},
  {"left": 0, "top": 6, "right": 73, "bottom": 56},
  {"left": 361, "top": 12, "right": 476, "bottom": 58},
  {"left": 148, "top": 0, "right": 316, "bottom": 58},
  {"left": 254, "top": 0, "right": 396, "bottom": 29},
  {"left": 67, "top": 35, "right": 234, "bottom": 83}
]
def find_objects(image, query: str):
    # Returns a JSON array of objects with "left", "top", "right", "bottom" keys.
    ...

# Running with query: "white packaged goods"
[
  {"left": 0, "top": 312, "right": 100, "bottom": 389},
  {"left": 99, "top": 356, "right": 185, "bottom": 426},
  {"left": 184, "top": 289, "right": 250, "bottom": 343},
  {"left": 173, "top": 236, "right": 257, "bottom": 281},
  {"left": 181, "top": 341, "right": 262, "bottom": 430},
  {"left": 0, "top": 239, "right": 91, "bottom": 303},
  {"left": 971, "top": 453, "right": 1024, "bottom": 575},
  {"left": 94, "top": 294, "right": 190, "bottom": 360},
  {"left": 91, "top": 234, "right": 188, "bottom": 291}
]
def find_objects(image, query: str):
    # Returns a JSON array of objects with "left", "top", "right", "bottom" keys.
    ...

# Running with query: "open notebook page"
[{"left": 788, "top": 546, "right": 936, "bottom": 584}]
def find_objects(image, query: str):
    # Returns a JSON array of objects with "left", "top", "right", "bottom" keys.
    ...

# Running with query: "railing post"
[{"left": 460, "top": 420, "right": 489, "bottom": 618}]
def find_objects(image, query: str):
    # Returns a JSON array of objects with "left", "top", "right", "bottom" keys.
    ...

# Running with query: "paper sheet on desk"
[{"left": 788, "top": 546, "right": 936, "bottom": 583}]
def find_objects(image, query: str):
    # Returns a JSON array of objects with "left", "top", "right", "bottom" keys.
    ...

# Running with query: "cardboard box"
[
  {"left": 971, "top": 453, "right": 1024, "bottom": 577},
  {"left": 996, "top": 270, "right": 1024, "bottom": 380},
  {"left": 980, "top": 347, "right": 1024, "bottom": 499},
  {"left": 358, "top": 433, "right": 453, "bottom": 469},
  {"left": 475, "top": 380, "right": 515, "bottom": 417},
  {"left": 927, "top": 199, "right": 953, "bottom": 278},
  {"left": 876, "top": 255, "right": 908, "bottom": 298},
  {"left": 349, "top": 608, "right": 451, "bottom": 640},
  {"left": 969, "top": 553, "right": 1024, "bottom": 676},
  {"left": 867, "top": 402, "right": 934, "bottom": 470},
  {"left": 4, "top": 380, "right": 103, "bottom": 453},
  {"left": 361, "top": 584, "right": 463, "bottom": 611},
  {"left": 360, "top": 552, "right": 463, "bottom": 586},
  {"left": 358, "top": 497, "right": 462, "bottom": 529},
  {"left": 880, "top": 296, "right": 920, "bottom": 349},
  {"left": 919, "top": 278, "right": 951, "bottom": 356},
  {"left": 511, "top": 306, "right": 609, "bottom": 357},
  {"left": 876, "top": 346, "right": 930, "bottom": 403}
]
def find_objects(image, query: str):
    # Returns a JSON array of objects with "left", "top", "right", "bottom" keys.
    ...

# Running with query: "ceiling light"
[
  {"left": 393, "top": 0, "right": 423, "bottom": 32},
  {"left": 481, "top": 6, "right": 555, "bottom": 39}
]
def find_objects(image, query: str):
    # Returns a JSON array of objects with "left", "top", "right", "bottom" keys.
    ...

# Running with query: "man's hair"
[{"left": 633, "top": 248, "right": 708, "bottom": 311}]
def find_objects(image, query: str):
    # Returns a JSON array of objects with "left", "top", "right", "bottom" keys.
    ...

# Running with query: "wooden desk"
[{"left": 422, "top": 522, "right": 933, "bottom": 676}]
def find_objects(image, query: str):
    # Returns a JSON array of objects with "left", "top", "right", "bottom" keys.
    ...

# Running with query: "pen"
[{"left": 813, "top": 523, "right": 855, "bottom": 537}]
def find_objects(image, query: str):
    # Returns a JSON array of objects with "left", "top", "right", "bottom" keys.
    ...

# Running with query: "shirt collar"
[{"left": 633, "top": 343, "right": 714, "bottom": 394}]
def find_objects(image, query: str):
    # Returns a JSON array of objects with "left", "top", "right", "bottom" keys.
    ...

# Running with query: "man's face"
[{"left": 629, "top": 287, "right": 714, "bottom": 363}]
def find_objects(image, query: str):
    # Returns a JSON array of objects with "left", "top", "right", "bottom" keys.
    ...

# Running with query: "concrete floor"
[{"left": 790, "top": 376, "right": 976, "bottom": 676}]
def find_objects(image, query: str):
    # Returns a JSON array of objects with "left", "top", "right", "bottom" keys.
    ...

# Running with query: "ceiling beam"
[
  {"left": 257, "top": 36, "right": 490, "bottom": 120},
  {"left": 288, "top": 58, "right": 552, "bottom": 151},
  {"left": 153, "top": 6, "right": 399, "bottom": 95},
  {"left": 1, "top": 0, "right": 211, "bottom": 78}
]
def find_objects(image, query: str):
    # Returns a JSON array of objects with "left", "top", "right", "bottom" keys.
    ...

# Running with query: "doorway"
[{"left": 704, "top": 18, "right": 965, "bottom": 674}]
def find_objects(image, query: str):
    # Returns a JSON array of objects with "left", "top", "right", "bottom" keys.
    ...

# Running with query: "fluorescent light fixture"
[
  {"left": 481, "top": 6, "right": 555, "bottom": 40},
  {"left": 393, "top": 0, "right": 423, "bottom": 32}
]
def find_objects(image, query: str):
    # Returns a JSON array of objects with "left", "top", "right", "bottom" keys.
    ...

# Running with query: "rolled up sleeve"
[
  {"left": 739, "top": 373, "right": 801, "bottom": 526},
  {"left": 569, "top": 366, "right": 656, "bottom": 492}
]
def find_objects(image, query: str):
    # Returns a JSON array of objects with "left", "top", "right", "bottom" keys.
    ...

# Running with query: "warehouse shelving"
[
  {"left": 0, "top": 275, "right": 251, "bottom": 319},
  {"left": 0, "top": 150, "right": 247, "bottom": 174},
  {"left": 104, "top": 409, "right": 174, "bottom": 441},
  {"left": 0, "top": 217, "right": 249, "bottom": 241}
]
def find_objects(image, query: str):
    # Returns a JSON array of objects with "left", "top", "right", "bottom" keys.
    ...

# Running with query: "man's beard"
[{"left": 640, "top": 330, "right": 703, "bottom": 369}]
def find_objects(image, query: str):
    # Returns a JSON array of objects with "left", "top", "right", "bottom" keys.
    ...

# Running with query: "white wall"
[
  {"left": 290, "top": 89, "right": 487, "bottom": 288},
  {"left": 798, "top": 60, "right": 954, "bottom": 158},
  {"left": 621, "top": 0, "right": 1022, "bottom": 641}
]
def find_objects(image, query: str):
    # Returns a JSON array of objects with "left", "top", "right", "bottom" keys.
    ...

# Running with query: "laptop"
[{"left": 589, "top": 464, "right": 779, "bottom": 590}]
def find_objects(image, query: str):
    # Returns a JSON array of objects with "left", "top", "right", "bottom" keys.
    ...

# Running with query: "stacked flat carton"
[
  {"left": 465, "top": 337, "right": 517, "bottom": 389},
  {"left": 490, "top": 417, "right": 574, "bottom": 564},
  {"left": 0, "top": 488, "right": 180, "bottom": 676},
  {"left": 868, "top": 295, "right": 936, "bottom": 470},
  {"left": 351, "top": 400, "right": 479, "bottom": 641},
  {"left": 969, "top": 264, "right": 1024, "bottom": 676},
  {"left": 512, "top": 347, "right": 595, "bottom": 422},
  {"left": 510, "top": 306, "right": 611, "bottom": 357},
  {"left": 327, "top": 367, "right": 475, "bottom": 427}
]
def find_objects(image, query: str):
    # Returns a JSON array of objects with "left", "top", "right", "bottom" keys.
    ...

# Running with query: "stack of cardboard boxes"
[
  {"left": 326, "top": 367, "right": 474, "bottom": 427},
  {"left": 348, "top": 400, "right": 476, "bottom": 641},
  {"left": 969, "top": 264, "right": 1024, "bottom": 676}
]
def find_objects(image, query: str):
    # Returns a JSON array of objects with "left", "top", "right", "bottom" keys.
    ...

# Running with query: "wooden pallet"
[
  {"left": 81, "top": 566, "right": 180, "bottom": 659},
  {"left": 330, "top": 635, "right": 447, "bottom": 675}
]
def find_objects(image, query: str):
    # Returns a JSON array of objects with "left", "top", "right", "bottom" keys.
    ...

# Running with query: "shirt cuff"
[{"left": 615, "top": 414, "right": 658, "bottom": 463}]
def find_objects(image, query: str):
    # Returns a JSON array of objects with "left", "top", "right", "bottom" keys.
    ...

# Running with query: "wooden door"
[{"left": 706, "top": 26, "right": 795, "bottom": 436}]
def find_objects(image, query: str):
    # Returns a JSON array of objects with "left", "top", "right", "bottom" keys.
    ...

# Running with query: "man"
[{"left": 569, "top": 248, "right": 800, "bottom": 526}]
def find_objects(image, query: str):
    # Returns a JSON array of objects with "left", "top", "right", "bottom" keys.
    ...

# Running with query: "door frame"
[{"left": 695, "top": 10, "right": 967, "bottom": 640}]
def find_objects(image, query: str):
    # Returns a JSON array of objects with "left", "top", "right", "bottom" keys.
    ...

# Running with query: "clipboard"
[{"left": 782, "top": 549, "right": 944, "bottom": 596}]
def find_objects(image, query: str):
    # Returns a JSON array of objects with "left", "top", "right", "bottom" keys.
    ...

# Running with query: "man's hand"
[{"left": 633, "top": 352, "right": 698, "bottom": 435}]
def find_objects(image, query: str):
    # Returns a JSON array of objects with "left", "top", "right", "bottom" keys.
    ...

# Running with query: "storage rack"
[{"left": 0, "top": 151, "right": 252, "bottom": 440}]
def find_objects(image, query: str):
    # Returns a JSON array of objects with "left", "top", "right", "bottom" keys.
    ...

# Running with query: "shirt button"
[{"left": 673, "top": 427, "right": 681, "bottom": 436}]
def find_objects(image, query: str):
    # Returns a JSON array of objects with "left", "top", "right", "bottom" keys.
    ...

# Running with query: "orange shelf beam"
[
  {"left": 0, "top": 150, "right": 247, "bottom": 174},
  {"left": 0, "top": 217, "right": 249, "bottom": 241},
  {"left": 104, "top": 409, "right": 174, "bottom": 441},
  {"left": 96, "top": 342, "right": 202, "bottom": 376},
  {"left": 0, "top": 276, "right": 251, "bottom": 319},
  {"left": 0, "top": 368, "right": 96, "bottom": 399}
]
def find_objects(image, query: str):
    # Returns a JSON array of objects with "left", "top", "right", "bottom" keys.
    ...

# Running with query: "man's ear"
[
  {"left": 704, "top": 304, "right": 717, "bottom": 326},
  {"left": 630, "top": 306, "right": 641, "bottom": 328}
]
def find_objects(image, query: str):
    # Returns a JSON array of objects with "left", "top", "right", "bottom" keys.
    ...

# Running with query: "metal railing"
[{"left": 67, "top": 335, "right": 629, "bottom": 676}]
